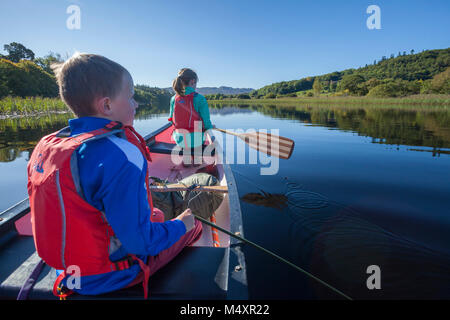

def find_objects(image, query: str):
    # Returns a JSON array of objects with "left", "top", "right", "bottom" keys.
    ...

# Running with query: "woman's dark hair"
[{"left": 172, "top": 68, "right": 198, "bottom": 96}]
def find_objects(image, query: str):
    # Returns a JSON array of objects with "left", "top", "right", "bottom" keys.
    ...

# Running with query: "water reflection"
[
  {"left": 0, "top": 113, "right": 72, "bottom": 162},
  {"left": 210, "top": 103, "right": 450, "bottom": 151},
  {"left": 1, "top": 104, "right": 449, "bottom": 163},
  {"left": 0, "top": 104, "right": 170, "bottom": 162}
]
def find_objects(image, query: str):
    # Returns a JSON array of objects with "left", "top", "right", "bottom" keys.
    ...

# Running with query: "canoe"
[{"left": 0, "top": 122, "right": 248, "bottom": 300}]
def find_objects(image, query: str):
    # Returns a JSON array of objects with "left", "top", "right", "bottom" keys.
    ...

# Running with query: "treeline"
[
  {"left": 207, "top": 48, "right": 450, "bottom": 100},
  {"left": 134, "top": 84, "right": 172, "bottom": 108},
  {"left": 0, "top": 42, "right": 172, "bottom": 112},
  {"left": 0, "top": 42, "right": 61, "bottom": 98}
]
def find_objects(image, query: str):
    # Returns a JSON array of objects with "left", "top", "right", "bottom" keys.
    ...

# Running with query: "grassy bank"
[
  {"left": 0, "top": 96, "right": 69, "bottom": 116},
  {"left": 0, "top": 96, "right": 170, "bottom": 117},
  {"left": 207, "top": 94, "right": 450, "bottom": 108}
]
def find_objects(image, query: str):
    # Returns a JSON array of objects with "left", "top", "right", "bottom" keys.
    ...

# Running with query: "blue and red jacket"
[{"left": 27, "top": 117, "right": 186, "bottom": 297}]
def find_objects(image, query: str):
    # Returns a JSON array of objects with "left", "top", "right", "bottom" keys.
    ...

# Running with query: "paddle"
[{"left": 213, "top": 128, "right": 295, "bottom": 159}]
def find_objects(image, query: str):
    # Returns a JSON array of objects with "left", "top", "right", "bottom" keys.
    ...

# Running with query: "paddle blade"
[{"left": 240, "top": 132, "right": 295, "bottom": 159}]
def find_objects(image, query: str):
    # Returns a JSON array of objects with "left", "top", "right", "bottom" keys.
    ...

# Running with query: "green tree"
[
  {"left": 3, "top": 42, "right": 35, "bottom": 62},
  {"left": 237, "top": 93, "right": 251, "bottom": 99},
  {"left": 0, "top": 58, "right": 60, "bottom": 98},
  {"left": 338, "top": 74, "right": 366, "bottom": 95},
  {"left": 34, "top": 52, "right": 63, "bottom": 75},
  {"left": 365, "top": 78, "right": 381, "bottom": 90},
  {"left": 367, "top": 83, "right": 398, "bottom": 97},
  {"left": 312, "top": 77, "right": 322, "bottom": 96},
  {"left": 430, "top": 66, "right": 450, "bottom": 94}
]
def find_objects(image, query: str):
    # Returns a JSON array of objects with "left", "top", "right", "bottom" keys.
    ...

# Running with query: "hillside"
[
  {"left": 134, "top": 85, "right": 172, "bottom": 108},
  {"left": 250, "top": 48, "right": 450, "bottom": 98}
]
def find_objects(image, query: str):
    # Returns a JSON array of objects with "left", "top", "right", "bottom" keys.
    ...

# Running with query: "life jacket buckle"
[
  {"left": 113, "top": 255, "right": 135, "bottom": 271},
  {"left": 105, "top": 121, "right": 123, "bottom": 130}
]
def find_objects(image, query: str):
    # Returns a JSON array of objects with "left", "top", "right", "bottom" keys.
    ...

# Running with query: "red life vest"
[
  {"left": 170, "top": 92, "right": 204, "bottom": 133},
  {"left": 27, "top": 121, "right": 152, "bottom": 299}
]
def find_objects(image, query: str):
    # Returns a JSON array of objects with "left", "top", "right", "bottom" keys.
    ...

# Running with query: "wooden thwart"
[{"left": 149, "top": 184, "right": 228, "bottom": 193}]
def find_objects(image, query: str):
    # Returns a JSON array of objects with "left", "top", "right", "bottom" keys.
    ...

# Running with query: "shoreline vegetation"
[
  {"left": 0, "top": 96, "right": 69, "bottom": 118},
  {"left": 0, "top": 42, "right": 449, "bottom": 116},
  {"left": 207, "top": 94, "right": 450, "bottom": 108},
  {"left": 1, "top": 93, "right": 450, "bottom": 119}
]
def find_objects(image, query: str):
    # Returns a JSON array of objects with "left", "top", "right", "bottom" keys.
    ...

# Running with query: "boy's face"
[{"left": 109, "top": 73, "right": 138, "bottom": 126}]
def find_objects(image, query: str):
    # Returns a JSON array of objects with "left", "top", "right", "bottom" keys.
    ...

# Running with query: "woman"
[{"left": 168, "top": 68, "right": 214, "bottom": 165}]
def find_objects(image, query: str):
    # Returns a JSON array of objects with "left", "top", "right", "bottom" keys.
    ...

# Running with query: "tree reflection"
[{"left": 210, "top": 103, "right": 450, "bottom": 150}]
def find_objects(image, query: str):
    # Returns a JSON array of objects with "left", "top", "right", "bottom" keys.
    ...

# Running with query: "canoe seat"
[
  {"left": 0, "top": 235, "right": 228, "bottom": 300},
  {"left": 148, "top": 141, "right": 215, "bottom": 156}
]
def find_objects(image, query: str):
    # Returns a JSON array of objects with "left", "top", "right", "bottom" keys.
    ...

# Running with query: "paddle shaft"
[
  {"left": 213, "top": 128, "right": 239, "bottom": 137},
  {"left": 193, "top": 214, "right": 353, "bottom": 300}
]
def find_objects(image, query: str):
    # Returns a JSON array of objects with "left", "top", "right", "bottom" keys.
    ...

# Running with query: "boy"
[{"left": 27, "top": 53, "right": 201, "bottom": 299}]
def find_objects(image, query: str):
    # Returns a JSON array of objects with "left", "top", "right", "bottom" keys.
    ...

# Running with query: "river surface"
[{"left": 1, "top": 103, "right": 449, "bottom": 299}]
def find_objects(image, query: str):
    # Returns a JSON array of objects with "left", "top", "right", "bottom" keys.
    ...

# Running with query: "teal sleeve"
[
  {"left": 195, "top": 94, "right": 213, "bottom": 130},
  {"left": 169, "top": 96, "right": 175, "bottom": 118}
]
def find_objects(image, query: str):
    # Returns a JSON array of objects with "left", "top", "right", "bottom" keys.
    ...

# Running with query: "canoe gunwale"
[{"left": 0, "top": 198, "right": 30, "bottom": 235}]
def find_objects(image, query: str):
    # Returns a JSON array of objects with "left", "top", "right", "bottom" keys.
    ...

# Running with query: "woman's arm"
[
  {"left": 195, "top": 94, "right": 213, "bottom": 130},
  {"left": 168, "top": 95, "right": 175, "bottom": 119}
]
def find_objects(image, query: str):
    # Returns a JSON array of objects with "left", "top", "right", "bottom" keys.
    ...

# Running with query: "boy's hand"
[{"left": 176, "top": 208, "right": 195, "bottom": 233}]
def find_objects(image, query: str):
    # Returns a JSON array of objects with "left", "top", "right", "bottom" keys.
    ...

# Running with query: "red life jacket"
[
  {"left": 170, "top": 92, "right": 204, "bottom": 133},
  {"left": 27, "top": 121, "right": 152, "bottom": 299}
]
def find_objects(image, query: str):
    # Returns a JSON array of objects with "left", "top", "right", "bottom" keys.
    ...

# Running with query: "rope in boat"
[{"left": 185, "top": 191, "right": 353, "bottom": 301}]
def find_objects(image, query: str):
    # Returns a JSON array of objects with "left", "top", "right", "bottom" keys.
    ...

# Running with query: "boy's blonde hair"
[{"left": 51, "top": 53, "right": 128, "bottom": 117}]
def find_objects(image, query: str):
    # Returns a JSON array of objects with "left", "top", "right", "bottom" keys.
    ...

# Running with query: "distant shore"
[
  {"left": 1, "top": 94, "right": 449, "bottom": 118},
  {"left": 207, "top": 94, "right": 450, "bottom": 107}
]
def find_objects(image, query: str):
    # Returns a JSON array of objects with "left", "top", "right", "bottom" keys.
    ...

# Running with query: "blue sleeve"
[{"left": 77, "top": 136, "right": 187, "bottom": 256}]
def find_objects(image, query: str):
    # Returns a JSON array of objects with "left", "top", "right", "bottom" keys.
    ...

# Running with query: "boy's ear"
[{"left": 94, "top": 97, "right": 112, "bottom": 116}]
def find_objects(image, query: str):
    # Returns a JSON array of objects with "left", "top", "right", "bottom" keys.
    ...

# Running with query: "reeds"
[{"left": 0, "top": 96, "right": 69, "bottom": 115}]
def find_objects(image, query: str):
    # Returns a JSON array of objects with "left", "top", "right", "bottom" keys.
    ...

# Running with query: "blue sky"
[{"left": 1, "top": 0, "right": 449, "bottom": 89}]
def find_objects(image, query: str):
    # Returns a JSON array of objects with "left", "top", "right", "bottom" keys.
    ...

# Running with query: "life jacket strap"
[
  {"left": 104, "top": 121, "right": 123, "bottom": 130},
  {"left": 124, "top": 125, "right": 152, "bottom": 162},
  {"left": 131, "top": 254, "right": 151, "bottom": 299},
  {"left": 52, "top": 271, "right": 74, "bottom": 300}
]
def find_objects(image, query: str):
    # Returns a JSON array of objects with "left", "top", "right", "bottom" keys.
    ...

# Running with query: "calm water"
[{"left": 1, "top": 103, "right": 450, "bottom": 299}]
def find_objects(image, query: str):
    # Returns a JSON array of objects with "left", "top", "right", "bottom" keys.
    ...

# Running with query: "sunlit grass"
[{"left": 0, "top": 96, "right": 69, "bottom": 115}]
